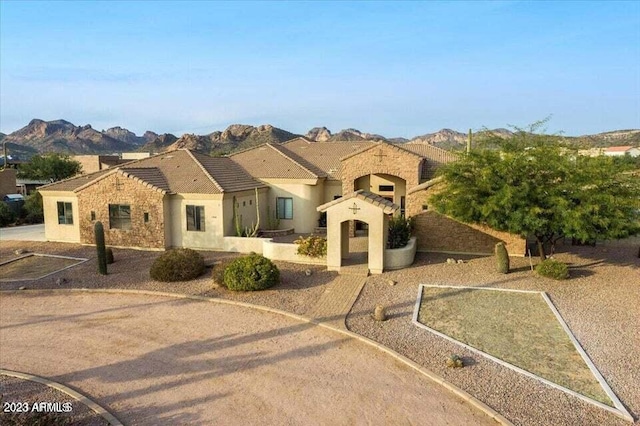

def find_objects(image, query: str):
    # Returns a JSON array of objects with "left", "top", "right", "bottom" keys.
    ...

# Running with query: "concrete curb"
[
  {"left": 0, "top": 368, "right": 123, "bottom": 426},
  {"left": 1, "top": 288, "right": 512, "bottom": 426}
]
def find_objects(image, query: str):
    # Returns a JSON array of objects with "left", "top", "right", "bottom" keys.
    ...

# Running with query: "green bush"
[
  {"left": 536, "top": 258, "right": 569, "bottom": 280},
  {"left": 150, "top": 248, "right": 205, "bottom": 282},
  {"left": 0, "top": 201, "right": 16, "bottom": 227},
  {"left": 294, "top": 234, "right": 327, "bottom": 258},
  {"left": 22, "top": 191, "right": 44, "bottom": 223},
  {"left": 387, "top": 215, "right": 412, "bottom": 249},
  {"left": 223, "top": 253, "right": 280, "bottom": 291},
  {"left": 211, "top": 257, "right": 236, "bottom": 287}
]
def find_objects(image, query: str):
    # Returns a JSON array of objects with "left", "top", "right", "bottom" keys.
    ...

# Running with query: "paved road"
[
  {"left": 0, "top": 292, "right": 495, "bottom": 426},
  {"left": 0, "top": 224, "right": 45, "bottom": 242}
]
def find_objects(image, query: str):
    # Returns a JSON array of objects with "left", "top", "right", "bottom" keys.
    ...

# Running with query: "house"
[
  {"left": 39, "top": 149, "right": 267, "bottom": 249},
  {"left": 604, "top": 146, "right": 640, "bottom": 157},
  {"left": 39, "top": 139, "right": 526, "bottom": 270}
]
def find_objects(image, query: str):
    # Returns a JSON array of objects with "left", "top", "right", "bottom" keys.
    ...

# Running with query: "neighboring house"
[
  {"left": 0, "top": 168, "right": 17, "bottom": 199},
  {"left": 16, "top": 178, "right": 50, "bottom": 195},
  {"left": 73, "top": 155, "right": 131, "bottom": 174},
  {"left": 604, "top": 146, "right": 640, "bottom": 157},
  {"left": 40, "top": 139, "right": 526, "bottom": 257}
]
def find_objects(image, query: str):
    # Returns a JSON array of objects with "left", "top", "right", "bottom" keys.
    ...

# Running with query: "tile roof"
[
  {"left": 317, "top": 190, "right": 399, "bottom": 214},
  {"left": 40, "top": 149, "right": 264, "bottom": 194},
  {"left": 282, "top": 139, "right": 376, "bottom": 180},
  {"left": 230, "top": 143, "right": 320, "bottom": 179},
  {"left": 38, "top": 169, "right": 113, "bottom": 192},
  {"left": 119, "top": 167, "right": 170, "bottom": 193},
  {"left": 605, "top": 146, "right": 634, "bottom": 152},
  {"left": 401, "top": 143, "right": 459, "bottom": 179}
]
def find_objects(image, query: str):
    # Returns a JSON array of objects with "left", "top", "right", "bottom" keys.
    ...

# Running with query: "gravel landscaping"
[
  {"left": 347, "top": 239, "right": 639, "bottom": 426},
  {"left": 0, "top": 241, "right": 335, "bottom": 316},
  {"left": 0, "top": 375, "right": 108, "bottom": 426},
  {"left": 1, "top": 237, "right": 638, "bottom": 425}
]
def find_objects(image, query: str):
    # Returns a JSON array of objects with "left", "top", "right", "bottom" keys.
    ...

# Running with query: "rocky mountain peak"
[{"left": 306, "top": 127, "right": 332, "bottom": 142}]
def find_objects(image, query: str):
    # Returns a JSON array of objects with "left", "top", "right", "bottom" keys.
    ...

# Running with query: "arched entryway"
[{"left": 317, "top": 190, "right": 398, "bottom": 275}]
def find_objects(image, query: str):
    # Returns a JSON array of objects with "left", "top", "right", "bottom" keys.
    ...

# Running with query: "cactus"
[
  {"left": 106, "top": 248, "right": 114, "bottom": 264},
  {"left": 495, "top": 242, "right": 510, "bottom": 274},
  {"left": 233, "top": 196, "right": 243, "bottom": 236},
  {"left": 94, "top": 221, "right": 108, "bottom": 275},
  {"left": 446, "top": 354, "right": 464, "bottom": 368}
]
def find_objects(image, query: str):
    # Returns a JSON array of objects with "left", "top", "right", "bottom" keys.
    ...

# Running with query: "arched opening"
[{"left": 339, "top": 218, "right": 370, "bottom": 274}]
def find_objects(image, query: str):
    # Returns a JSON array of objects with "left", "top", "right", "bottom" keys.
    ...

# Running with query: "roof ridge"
[
  {"left": 267, "top": 143, "right": 320, "bottom": 178},
  {"left": 404, "top": 142, "right": 460, "bottom": 157},
  {"left": 118, "top": 168, "right": 168, "bottom": 194},
  {"left": 184, "top": 149, "right": 225, "bottom": 193}
]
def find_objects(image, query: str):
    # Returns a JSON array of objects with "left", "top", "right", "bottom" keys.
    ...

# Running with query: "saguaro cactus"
[
  {"left": 495, "top": 242, "right": 510, "bottom": 274},
  {"left": 95, "top": 221, "right": 108, "bottom": 275}
]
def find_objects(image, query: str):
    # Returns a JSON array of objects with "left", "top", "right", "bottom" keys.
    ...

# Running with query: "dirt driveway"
[{"left": 0, "top": 291, "right": 495, "bottom": 426}]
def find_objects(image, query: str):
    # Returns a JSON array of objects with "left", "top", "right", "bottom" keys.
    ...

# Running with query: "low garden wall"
[
  {"left": 384, "top": 237, "right": 417, "bottom": 270},
  {"left": 259, "top": 228, "right": 295, "bottom": 238},
  {"left": 262, "top": 239, "right": 326, "bottom": 265},
  {"left": 222, "top": 236, "right": 266, "bottom": 254}
]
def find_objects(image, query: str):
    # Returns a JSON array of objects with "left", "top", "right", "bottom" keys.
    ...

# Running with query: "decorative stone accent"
[
  {"left": 373, "top": 304, "right": 387, "bottom": 321},
  {"left": 77, "top": 172, "right": 166, "bottom": 249}
]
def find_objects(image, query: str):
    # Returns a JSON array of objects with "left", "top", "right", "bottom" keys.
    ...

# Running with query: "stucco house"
[
  {"left": 604, "top": 146, "right": 640, "bottom": 157},
  {"left": 39, "top": 138, "right": 525, "bottom": 266}
]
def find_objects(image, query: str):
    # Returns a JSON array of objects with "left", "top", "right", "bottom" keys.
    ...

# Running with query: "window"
[
  {"left": 276, "top": 197, "right": 293, "bottom": 220},
  {"left": 186, "top": 205, "right": 205, "bottom": 231},
  {"left": 57, "top": 202, "right": 73, "bottom": 225},
  {"left": 144, "top": 212, "right": 150, "bottom": 223},
  {"left": 109, "top": 204, "right": 131, "bottom": 230},
  {"left": 379, "top": 185, "right": 394, "bottom": 192},
  {"left": 90, "top": 211, "right": 96, "bottom": 221}
]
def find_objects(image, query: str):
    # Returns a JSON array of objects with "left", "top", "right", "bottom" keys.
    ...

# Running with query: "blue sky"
[{"left": 1, "top": 1, "right": 638, "bottom": 137}]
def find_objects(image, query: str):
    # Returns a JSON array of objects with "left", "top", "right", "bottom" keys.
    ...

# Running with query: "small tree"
[
  {"left": 22, "top": 191, "right": 44, "bottom": 223},
  {"left": 432, "top": 121, "right": 640, "bottom": 259},
  {"left": 18, "top": 153, "right": 82, "bottom": 182}
]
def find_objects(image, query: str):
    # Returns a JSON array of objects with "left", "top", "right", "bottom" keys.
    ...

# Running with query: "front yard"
[{"left": 0, "top": 237, "right": 638, "bottom": 426}]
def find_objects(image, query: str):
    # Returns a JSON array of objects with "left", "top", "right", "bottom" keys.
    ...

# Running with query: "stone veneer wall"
[
  {"left": 411, "top": 211, "right": 526, "bottom": 256},
  {"left": 341, "top": 143, "right": 423, "bottom": 236},
  {"left": 77, "top": 172, "right": 166, "bottom": 248}
]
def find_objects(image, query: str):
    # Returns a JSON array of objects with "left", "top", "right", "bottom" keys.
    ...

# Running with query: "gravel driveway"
[{"left": 0, "top": 291, "right": 496, "bottom": 426}]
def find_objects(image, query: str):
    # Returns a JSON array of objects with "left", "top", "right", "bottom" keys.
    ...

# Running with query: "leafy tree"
[
  {"left": 18, "top": 153, "right": 82, "bottom": 182},
  {"left": 432, "top": 122, "right": 640, "bottom": 259},
  {"left": 22, "top": 191, "right": 44, "bottom": 223}
]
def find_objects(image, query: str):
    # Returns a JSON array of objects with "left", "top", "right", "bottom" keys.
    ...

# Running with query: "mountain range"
[{"left": 1, "top": 119, "right": 638, "bottom": 158}]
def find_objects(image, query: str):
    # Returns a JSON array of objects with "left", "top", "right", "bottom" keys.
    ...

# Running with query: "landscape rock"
[
  {"left": 388, "top": 279, "right": 396, "bottom": 286},
  {"left": 305, "top": 269, "right": 312, "bottom": 276},
  {"left": 446, "top": 258, "right": 456, "bottom": 264},
  {"left": 14, "top": 249, "right": 29, "bottom": 255},
  {"left": 55, "top": 277, "right": 68, "bottom": 286},
  {"left": 373, "top": 305, "right": 387, "bottom": 321},
  {"left": 18, "top": 286, "right": 27, "bottom": 290}
]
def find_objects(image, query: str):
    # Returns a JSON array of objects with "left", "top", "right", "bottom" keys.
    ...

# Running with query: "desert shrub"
[
  {"left": 387, "top": 215, "right": 412, "bottom": 249},
  {"left": 446, "top": 354, "right": 464, "bottom": 368},
  {"left": 294, "top": 234, "right": 327, "bottom": 258},
  {"left": 211, "top": 257, "right": 236, "bottom": 287},
  {"left": 22, "top": 191, "right": 44, "bottom": 223},
  {"left": 0, "top": 202, "right": 16, "bottom": 227},
  {"left": 223, "top": 253, "right": 280, "bottom": 291},
  {"left": 536, "top": 258, "right": 569, "bottom": 280},
  {"left": 495, "top": 242, "right": 510, "bottom": 274},
  {"left": 150, "top": 248, "right": 205, "bottom": 282}
]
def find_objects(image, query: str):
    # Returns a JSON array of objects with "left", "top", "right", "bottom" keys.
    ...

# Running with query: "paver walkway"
[
  {"left": 0, "top": 291, "right": 496, "bottom": 426},
  {"left": 307, "top": 274, "right": 367, "bottom": 329}
]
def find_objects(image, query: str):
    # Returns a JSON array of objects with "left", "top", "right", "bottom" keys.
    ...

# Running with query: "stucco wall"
[
  {"left": 260, "top": 179, "right": 323, "bottom": 234},
  {"left": 223, "top": 236, "right": 265, "bottom": 254},
  {"left": 41, "top": 192, "right": 81, "bottom": 242},
  {"left": 222, "top": 188, "right": 269, "bottom": 237},
  {"left": 262, "top": 239, "right": 326, "bottom": 265},
  {"left": 169, "top": 193, "right": 225, "bottom": 249},
  {"left": 77, "top": 173, "right": 166, "bottom": 248},
  {"left": 323, "top": 180, "right": 342, "bottom": 203}
]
